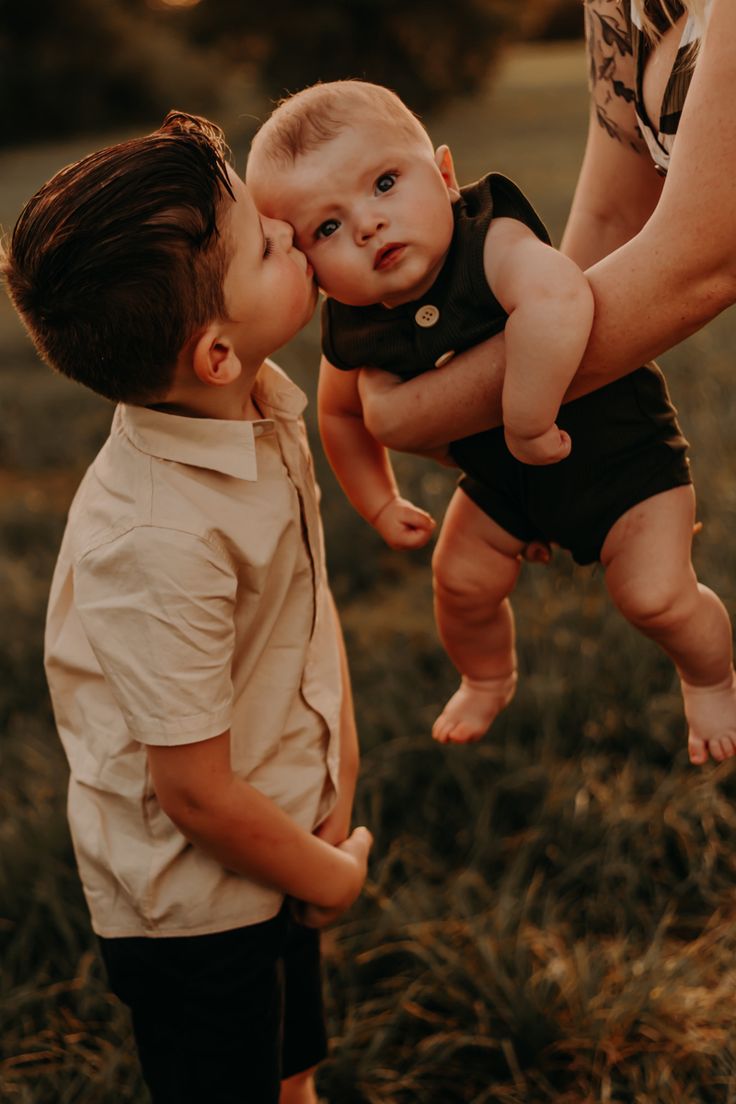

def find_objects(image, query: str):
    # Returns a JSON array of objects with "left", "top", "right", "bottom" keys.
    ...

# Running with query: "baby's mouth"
[{"left": 374, "top": 244, "right": 406, "bottom": 271}]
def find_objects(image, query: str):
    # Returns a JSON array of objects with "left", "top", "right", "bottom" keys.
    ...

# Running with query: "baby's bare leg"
[
  {"left": 432, "top": 489, "right": 525, "bottom": 744},
  {"left": 601, "top": 485, "right": 736, "bottom": 765}
]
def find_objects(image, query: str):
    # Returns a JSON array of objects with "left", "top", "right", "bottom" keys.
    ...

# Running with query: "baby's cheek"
[
  {"left": 313, "top": 253, "right": 361, "bottom": 299},
  {"left": 309, "top": 258, "right": 336, "bottom": 297}
]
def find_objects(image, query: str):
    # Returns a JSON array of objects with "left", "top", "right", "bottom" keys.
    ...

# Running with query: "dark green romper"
[{"left": 321, "top": 172, "right": 691, "bottom": 565}]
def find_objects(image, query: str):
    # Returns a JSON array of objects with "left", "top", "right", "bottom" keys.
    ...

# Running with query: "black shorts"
[
  {"left": 451, "top": 364, "right": 692, "bottom": 565},
  {"left": 98, "top": 904, "right": 327, "bottom": 1104}
]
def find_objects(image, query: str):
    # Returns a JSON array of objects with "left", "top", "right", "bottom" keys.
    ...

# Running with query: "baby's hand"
[
  {"left": 372, "top": 496, "right": 436, "bottom": 550},
  {"left": 505, "top": 424, "right": 571, "bottom": 466}
]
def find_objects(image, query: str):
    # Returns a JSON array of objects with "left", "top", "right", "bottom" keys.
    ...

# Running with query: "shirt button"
[
  {"left": 434, "top": 350, "right": 455, "bottom": 368},
  {"left": 415, "top": 304, "right": 440, "bottom": 328}
]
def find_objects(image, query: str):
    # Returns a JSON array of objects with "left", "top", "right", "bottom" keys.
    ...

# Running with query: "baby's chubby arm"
[
  {"left": 147, "top": 730, "right": 372, "bottom": 921},
  {"left": 483, "top": 218, "right": 594, "bottom": 463},
  {"left": 319, "top": 355, "right": 435, "bottom": 550},
  {"left": 359, "top": 233, "right": 593, "bottom": 458}
]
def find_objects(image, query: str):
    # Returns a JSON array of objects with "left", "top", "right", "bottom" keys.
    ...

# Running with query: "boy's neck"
[{"left": 150, "top": 362, "right": 264, "bottom": 422}]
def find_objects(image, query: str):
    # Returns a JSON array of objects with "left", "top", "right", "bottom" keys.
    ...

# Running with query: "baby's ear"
[
  {"left": 435, "top": 145, "right": 460, "bottom": 201},
  {"left": 192, "top": 326, "right": 243, "bottom": 388}
]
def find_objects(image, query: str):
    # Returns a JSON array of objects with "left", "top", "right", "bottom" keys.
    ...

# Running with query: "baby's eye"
[
  {"left": 316, "top": 219, "right": 340, "bottom": 240},
  {"left": 375, "top": 173, "right": 397, "bottom": 194},
  {"left": 262, "top": 236, "right": 273, "bottom": 258}
]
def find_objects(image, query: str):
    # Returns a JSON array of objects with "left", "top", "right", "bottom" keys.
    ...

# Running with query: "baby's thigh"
[{"left": 433, "top": 488, "right": 525, "bottom": 597}]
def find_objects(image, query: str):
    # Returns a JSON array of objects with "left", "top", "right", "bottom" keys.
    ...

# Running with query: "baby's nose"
[{"left": 356, "top": 210, "right": 386, "bottom": 243}]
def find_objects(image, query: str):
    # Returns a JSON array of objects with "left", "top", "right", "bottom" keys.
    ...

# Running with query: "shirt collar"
[
  {"left": 118, "top": 360, "right": 308, "bottom": 481},
  {"left": 252, "top": 358, "right": 308, "bottom": 420}
]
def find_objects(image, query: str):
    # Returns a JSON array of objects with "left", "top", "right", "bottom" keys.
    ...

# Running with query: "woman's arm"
[
  {"left": 580, "top": 0, "right": 736, "bottom": 381},
  {"left": 563, "top": 0, "right": 664, "bottom": 269},
  {"left": 363, "top": 0, "right": 736, "bottom": 452},
  {"left": 359, "top": 341, "right": 506, "bottom": 451}
]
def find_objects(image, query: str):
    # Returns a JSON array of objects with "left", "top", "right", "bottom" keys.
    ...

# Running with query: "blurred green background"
[
  {"left": 3, "top": 3, "right": 736, "bottom": 1102},
  {"left": 0, "top": 0, "right": 580, "bottom": 147}
]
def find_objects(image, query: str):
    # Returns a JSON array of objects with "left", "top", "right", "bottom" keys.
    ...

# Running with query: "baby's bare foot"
[
  {"left": 681, "top": 670, "right": 736, "bottom": 765},
  {"left": 432, "top": 672, "right": 517, "bottom": 744}
]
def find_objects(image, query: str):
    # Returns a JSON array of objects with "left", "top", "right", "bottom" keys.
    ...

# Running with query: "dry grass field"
[{"left": 2, "top": 41, "right": 736, "bottom": 1103}]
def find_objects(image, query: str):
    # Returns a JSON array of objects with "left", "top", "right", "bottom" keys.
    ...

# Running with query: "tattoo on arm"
[{"left": 585, "top": 0, "right": 646, "bottom": 151}]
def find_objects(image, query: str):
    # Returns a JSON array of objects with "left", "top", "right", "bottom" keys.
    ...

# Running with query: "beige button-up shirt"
[{"left": 45, "top": 361, "right": 342, "bottom": 937}]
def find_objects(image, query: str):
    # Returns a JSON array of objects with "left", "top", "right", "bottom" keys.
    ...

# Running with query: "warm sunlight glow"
[{"left": 158, "top": 0, "right": 201, "bottom": 7}]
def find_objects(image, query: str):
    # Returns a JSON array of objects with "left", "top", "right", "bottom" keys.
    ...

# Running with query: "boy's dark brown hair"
[{"left": 1, "top": 111, "right": 235, "bottom": 404}]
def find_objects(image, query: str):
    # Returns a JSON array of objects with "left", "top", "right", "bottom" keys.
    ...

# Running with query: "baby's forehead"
[{"left": 248, "top": 113, "right": 430, "bottom": 219}]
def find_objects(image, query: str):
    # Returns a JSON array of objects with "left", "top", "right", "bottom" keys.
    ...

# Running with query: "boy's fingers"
[{"left": 344, "top": 825, "right": 373, "bottom": 858}]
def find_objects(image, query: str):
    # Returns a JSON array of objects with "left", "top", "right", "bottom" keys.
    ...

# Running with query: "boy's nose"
[{"left": 264, "top": 217, "right": 295, "bottom": 248}]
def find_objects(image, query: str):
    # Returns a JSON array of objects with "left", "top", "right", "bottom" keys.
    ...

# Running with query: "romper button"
[
  {"left": 415, "top": 304, "right": 440, "bottom": 327},
  {"left": 434, "top": 350, "right": 455, "bottom": 368}
]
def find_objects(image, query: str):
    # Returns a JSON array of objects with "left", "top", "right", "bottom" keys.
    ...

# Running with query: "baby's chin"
[{"left": 318, "top": 283, "right": 383, "bottom": 308}]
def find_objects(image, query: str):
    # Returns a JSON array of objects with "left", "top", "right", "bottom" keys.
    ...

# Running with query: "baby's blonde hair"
[
  {"left": 631, "top": 0, "right": 706, "bottom": 40},
  {"left": 248, "top": 80, "right": 432, "bottom": 173}
]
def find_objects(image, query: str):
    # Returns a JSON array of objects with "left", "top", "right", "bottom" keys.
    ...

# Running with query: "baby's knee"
[
  {"left": 613, "top": 572, "right": 695, "bottom": 630},
  {"left": 432, "top": 543, "right": 487, "bottom": 604}
]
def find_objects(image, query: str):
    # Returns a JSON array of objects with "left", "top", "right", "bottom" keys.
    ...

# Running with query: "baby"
[{"left": 246, "top": 80, "right": 736, "bottom": 765}]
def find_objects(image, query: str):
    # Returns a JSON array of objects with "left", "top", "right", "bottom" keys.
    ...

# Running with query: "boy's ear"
[
  {"left": 191, "top": 326, "right": 243, "bottom": 387},
  {"left": 435, "top": 145, "right": 460, "bottom": 201}
]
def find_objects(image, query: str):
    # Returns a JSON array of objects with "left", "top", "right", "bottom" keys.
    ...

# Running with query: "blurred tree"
[
  {"left": 0, "top": 0, "right": 581, "bottom": 148},
  {"left": 0, "top": 0, "right": 219, "bottom": 146},
  {"left": 180, "top": 0, "right": 536, "bottom": 113},
  {"left": 526, "top": 0, "right": 584, "bottom": 39}
]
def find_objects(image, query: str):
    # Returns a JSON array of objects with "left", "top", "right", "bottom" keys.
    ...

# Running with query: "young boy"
[
  {"left": 245, "top": 80, "right": 736, "bottom": 766},
  {"left": 2, "top": 111, "right": 372, "bottom": 1104}
]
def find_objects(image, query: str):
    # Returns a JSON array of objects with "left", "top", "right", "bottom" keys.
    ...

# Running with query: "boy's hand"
[
  {"left": 372, "top": 496, "right": 436, "bottom": 550},
  {"left": 297, "top": 826, "right": 373, "bottom": 929},
  {"left": 313, "top": 791, "right": 353, "bottom": 847}
]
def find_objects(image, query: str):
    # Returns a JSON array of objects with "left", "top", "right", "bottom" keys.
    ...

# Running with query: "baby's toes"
[
  {"left": 708, "top": 737, "right": 727, "bottom": 762},
  {"left": 688, "top": 730, "right": 709, "bottom": 765},
  {"left": 714, "top": 733, "right": 736, "bottom": 760},
  {"left": 447, "top": 722, "right": 481, "bottom": 745},
  {"left": 432, "top": 713, "right": 459, "bottom": 744}
]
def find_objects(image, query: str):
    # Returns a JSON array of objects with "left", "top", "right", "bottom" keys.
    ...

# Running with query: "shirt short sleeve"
[{"left": 74, "top": 526, "right": 237, "bottom": 745}]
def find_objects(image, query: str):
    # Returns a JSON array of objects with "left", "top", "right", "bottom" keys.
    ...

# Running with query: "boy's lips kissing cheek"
[{"left": 374, "top": 243, "right": 406, "bottom": 271}]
